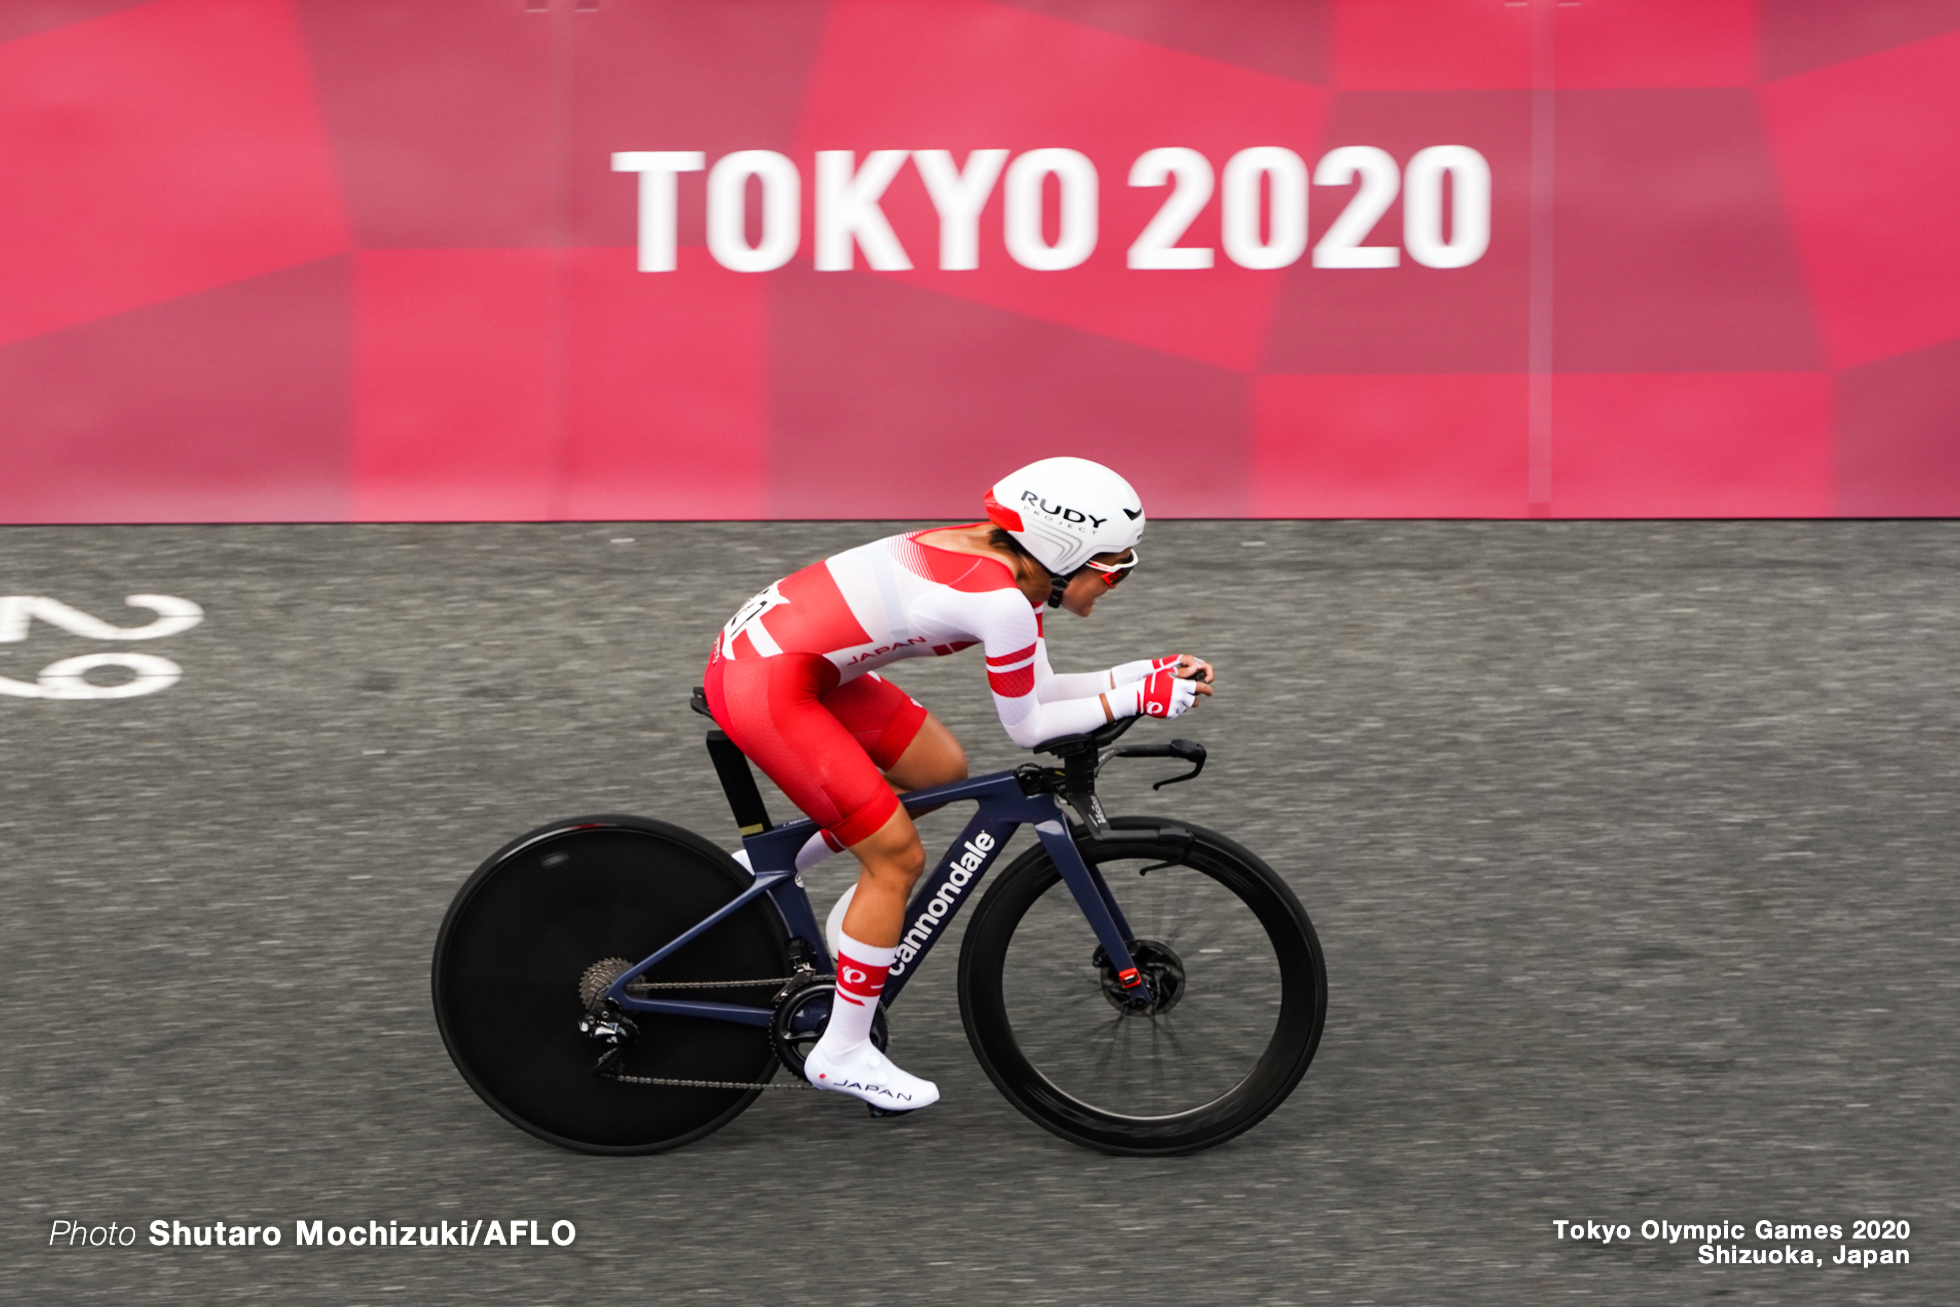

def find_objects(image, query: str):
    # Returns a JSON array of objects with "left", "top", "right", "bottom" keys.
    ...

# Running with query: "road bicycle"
[{"left": 431, "top": 690, "right": 1326, "bottom": 1156}]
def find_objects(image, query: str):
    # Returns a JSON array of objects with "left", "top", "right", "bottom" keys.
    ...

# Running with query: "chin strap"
[{"left": 1046, "top": 569, "right": 1071, "bottom": 608}]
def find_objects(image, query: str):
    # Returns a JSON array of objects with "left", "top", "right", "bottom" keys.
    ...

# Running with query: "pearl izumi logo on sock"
[{"left": 833, "top": 955, "right": 887, "bottom": 1007}]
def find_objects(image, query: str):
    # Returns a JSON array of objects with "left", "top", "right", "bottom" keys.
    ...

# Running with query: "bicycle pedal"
[{"left": 866, "top": 1105, "right": 916, "bottom": 1119}]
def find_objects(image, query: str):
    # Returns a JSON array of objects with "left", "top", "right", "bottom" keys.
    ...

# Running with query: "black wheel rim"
[
  {"left": 995, "top": 854, "right": 1295, "bottom": 1119},
  {"left": 960, "top": 821, "right": 1325, "bottom": 1154}
]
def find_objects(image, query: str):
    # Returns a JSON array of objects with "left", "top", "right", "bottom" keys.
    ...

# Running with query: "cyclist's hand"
[
  {"left": 1167, "top": 654, "right": 1215, "bottom": 692},
  {"left": 1134, "top": 668, "right": 1203, "bottom": 719}
]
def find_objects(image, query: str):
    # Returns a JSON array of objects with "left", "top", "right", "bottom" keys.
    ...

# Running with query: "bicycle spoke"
[{"left": 997, "top": 868, "right": 1285, "bottom": 1117}]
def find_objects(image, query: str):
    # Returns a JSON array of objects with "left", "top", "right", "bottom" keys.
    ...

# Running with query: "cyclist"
[{"left": 703, "top": 457, "right": 1214, "bottom": 1111}]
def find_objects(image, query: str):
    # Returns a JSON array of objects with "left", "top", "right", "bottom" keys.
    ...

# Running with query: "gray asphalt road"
[{"left": 2, "top": 520, "right": 1953, "bottom": 1305}]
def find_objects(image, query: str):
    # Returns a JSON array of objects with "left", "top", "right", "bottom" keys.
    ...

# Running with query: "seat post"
[
  {"left": 691, "top": 686, "right": 773, "bottom": 836},
  {"left": 704, "top": 731, "right": 773, "bottom": 837}
]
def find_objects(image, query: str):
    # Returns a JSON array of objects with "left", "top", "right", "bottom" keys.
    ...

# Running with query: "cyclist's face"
[{"left": 1058, "top": 550, "right": 1135, "bottom": 617}]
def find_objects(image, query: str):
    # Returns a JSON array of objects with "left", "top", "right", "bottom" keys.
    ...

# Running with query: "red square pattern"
[
  {"left": 1551, "top": 89, "right": 1820, "bottom": 372},
  {"left": 350, "top": 248, "right": 770, "bottom": 521},
  {"left": 1332, "top": 0, "right": 1533, "bottom": 89},
  {"left": 567, "top": 0, "right": 830, "bottom": 250},
  {"left": 563, "top": 247, "right": 769, "bottom": 520},
  {"left": 1550, "top": 372, "right": 1833, "bottom": 516},
  {"left": 998, "top": 0, "right": 1332, "bottom": 85},
  {"left": 351, "top": 251, "right": 557, "bottom": 521},
  {"left": 0, "top": 0, "right": 348, "bottom": 347},
  {"left": 1554, "top": 0, "right": 1758, "bottom": 88},
  {"left": 293, "top": 0, "right": 556, "bottom": 250},
  {"left": 1331, "top": 0, "right": 1757, "bottom": 90},
  {"left": 0, "top": 258, "right": 349, "bottom": 524},
  {"left": 768, "top": 266, "right": 1250, "bottom": 518},
  {"left": 1760, "top": 29, "right": 1960, "bottom": 368},
  {"left": 1250, "top": 374, "right": 1529, "bottom": 516},
  {"left": 0, "top": 1, "right": 152, "bottom": 44},
  {"left": 1761, "top": 0, "right": 1960, "bottom": 81},
  {"left": 1834, "top": 337, "right": 1960, "bottom": 515},
  {"left": 1261, "top": 90, "right": 1533, "bottom": 374},
  {"left": 796, "top": 0, "right": 1329, "bottom": 372}
]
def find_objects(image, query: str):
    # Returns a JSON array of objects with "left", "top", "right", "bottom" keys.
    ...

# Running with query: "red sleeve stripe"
[
  {"left": 986, "top": 642, "right": 1038, "bottom": 667},
  {"left": 987, "top": 665, "right": 1036, "bottom": 698}
]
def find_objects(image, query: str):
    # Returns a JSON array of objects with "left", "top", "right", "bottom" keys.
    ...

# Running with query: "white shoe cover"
[
  {"left": 803, "top": 1037, "right": 939, "bottom": 1111},
  {"left": 825, "top": 883, "right": 856, "bottom": 962}
]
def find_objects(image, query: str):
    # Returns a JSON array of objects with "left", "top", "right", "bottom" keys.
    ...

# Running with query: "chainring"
[{"left": 769, "top": 971, "right": 888, "bottom": 1078}]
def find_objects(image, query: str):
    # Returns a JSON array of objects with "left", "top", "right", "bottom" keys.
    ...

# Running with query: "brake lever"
[{"left": 1112, "top": 738, "right": 1207, "bottom": 790}]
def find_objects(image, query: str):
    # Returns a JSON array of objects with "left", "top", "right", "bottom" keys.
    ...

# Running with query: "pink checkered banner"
[{"left": 5, "top": 0, "right": 1958, "bottom": 521}]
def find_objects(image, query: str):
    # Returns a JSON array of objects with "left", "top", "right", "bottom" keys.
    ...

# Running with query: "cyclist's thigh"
[
  {"left": 820, "top": 671, "right": 930, "bottom": 771},
  {"left": 881, "top": 713, "right": 967, "bottom": 792},
  {"left": 705, "top": 654, "right": 898, "bottom": 847}
]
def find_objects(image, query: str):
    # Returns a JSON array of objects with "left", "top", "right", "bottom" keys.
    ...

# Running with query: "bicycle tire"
[
  {"left": 432, "top": 815, "right": 789, "bottom": 1155},
  {"left": 958, "top": 817, "right": 1326, "bottom": 1155}
]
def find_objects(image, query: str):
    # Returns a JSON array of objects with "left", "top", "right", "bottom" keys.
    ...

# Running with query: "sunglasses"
[{"left": 1081, "top": 548, "right": 1140, "bottom": 587}]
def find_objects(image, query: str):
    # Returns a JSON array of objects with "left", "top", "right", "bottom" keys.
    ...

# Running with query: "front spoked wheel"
[{"left": 959, "top": 818, "right": 1325, "bottom": 1155}]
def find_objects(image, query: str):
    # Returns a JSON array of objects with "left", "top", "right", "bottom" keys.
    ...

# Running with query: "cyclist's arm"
[
  {"left": 1032, "top": 642, "right": 1174, "bottom": 703},
  {"left": 986, "top": 645, "right": 1112, "bottom": 749},
  {"left": 932, "top": 597, "right": 1114, "bottom": 747}
]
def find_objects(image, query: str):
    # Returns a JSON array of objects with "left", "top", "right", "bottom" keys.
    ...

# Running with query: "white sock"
[
  {"left": 731, "top": 829, "right": 843, "bottom": 875},
  {"left": 825, "top": 931, "right": 896, "bottom": 1052},
  {"left": 800, "top": 830, "right": 845, "bottom": 871}
]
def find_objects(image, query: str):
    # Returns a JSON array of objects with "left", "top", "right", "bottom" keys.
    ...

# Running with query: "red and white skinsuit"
[{"left": 703, "top": 528, "right": 1168, "bottom": 849}]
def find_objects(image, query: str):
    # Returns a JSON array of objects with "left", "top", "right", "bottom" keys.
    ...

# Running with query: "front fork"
[{"left": 1032, "top": 814, "right": 1152, "bottom": 1004}]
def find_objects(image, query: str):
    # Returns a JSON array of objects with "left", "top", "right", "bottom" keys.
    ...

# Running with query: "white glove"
[
  {"left": 1107, "top": 655, "right": 1177, "bottom": 687},
  {"left": 1111, "top": 667, "right": 1201, "bottom": 721}
]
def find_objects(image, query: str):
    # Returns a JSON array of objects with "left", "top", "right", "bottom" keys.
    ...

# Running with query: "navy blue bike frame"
[{"left": 600, "top": 768, "right": 1148, "bottom": 1025}]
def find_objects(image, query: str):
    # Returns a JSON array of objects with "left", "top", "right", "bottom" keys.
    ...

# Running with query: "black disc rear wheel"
[
  {"left": 432, "top": 816, "right": 788, "bottom": 1154},
  {"left": 959, "top": 818, "right": 1325, "bottom": 1155}
]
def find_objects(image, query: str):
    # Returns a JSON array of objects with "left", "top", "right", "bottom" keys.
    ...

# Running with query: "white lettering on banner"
[
  {"left": 816, "top": 150, "right": 914, "bottom": 271},
  {"left": 912, "top": 148, "right": 1009, "bottom": 270},
  {"left": 611, "top": 151, "right": 706, "bottom": 272},
  {"left": 1127, "top": 147, "right": 1214, "bottom": 269},
  {"left": 1221, "top": 147, "right": 1309, "bottom": 269},
  {"left": 1003, "top": 149, "right": 1098, "bottom": 270},
  {"left": 1313, "top": 145, "right": 1402, "bottom": 268},
  {"left": 1404, "top": 144, "right": 1492, "bottom": 269},
  {"left": 707, "top": 151, "right": 800, "bottom": 272},
  {"left": 624, "top": 147, "right": 1490, "bottom": 273}
]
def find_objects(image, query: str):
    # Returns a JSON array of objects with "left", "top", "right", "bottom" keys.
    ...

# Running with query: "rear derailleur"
[{"left": 577, "top": 957, "right": 641, "bottom": 1076}]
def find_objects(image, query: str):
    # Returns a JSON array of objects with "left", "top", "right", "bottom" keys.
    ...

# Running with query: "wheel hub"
[{"left": 1095, "top": 940, "right": 1186, "bottom": 1016}]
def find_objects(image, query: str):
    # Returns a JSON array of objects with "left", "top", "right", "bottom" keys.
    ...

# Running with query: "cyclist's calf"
[{"left": 842, "top": 807, "right": 930, "bottom": 949}]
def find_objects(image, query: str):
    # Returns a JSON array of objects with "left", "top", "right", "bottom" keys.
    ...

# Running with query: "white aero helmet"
[{"left": 984, "top": 457, "right": 1145, "bottom": 576}]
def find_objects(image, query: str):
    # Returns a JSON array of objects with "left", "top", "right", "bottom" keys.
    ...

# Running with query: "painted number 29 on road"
[{"left": 0, "top": 595, "right": 203, "bottom": 700}]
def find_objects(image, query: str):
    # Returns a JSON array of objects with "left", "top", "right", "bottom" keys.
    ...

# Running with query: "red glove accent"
[{"left": 1137, "top": 668, "right": 1200, "bottom": 719}]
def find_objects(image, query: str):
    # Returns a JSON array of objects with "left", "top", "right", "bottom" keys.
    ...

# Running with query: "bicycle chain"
[
  {"left": 628, "top": 975, "right": 826, "bottom": 991},
  {"left": 599, "top": 973, "right": 834, "bottom": 1091},
  {"left": 606, "top": 1071, "right": 816, "bottom": 1091}
]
